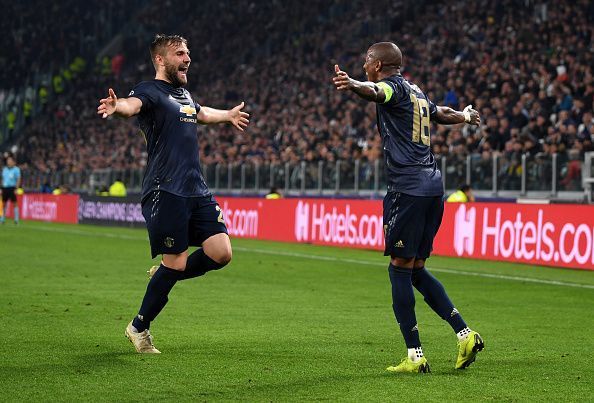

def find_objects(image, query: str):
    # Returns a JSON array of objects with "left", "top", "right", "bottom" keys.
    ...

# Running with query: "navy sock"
[
  {"left": 132, "top": 264, "right": 184, "bottom": 331},
  {"left": 388, "top": 264, "right": 420, "bottom": 348},
  {"left": 412, "top": 267, "right": 467, "bottom": 333},
  {"left": 180, "top": 248, "right": 226, "bottom": 280}
]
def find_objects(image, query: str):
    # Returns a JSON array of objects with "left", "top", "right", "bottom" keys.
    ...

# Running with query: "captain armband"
[{"left": 376, "top": 82, "right": 394, "bottom": 103}]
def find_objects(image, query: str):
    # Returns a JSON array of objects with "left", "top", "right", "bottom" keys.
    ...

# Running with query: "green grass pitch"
[{"left": 1, "top": 221, "right": 593, "bottom": 401}]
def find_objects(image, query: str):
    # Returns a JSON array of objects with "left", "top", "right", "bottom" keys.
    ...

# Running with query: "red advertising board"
[
  {"left": 5, "top": 194, "right": 593, "bottom": 270},
  {"left": 218, "top": 197, "right": 594, "bottom": 271},
  {"left": 434, "top": 202, "right": 594, "bottom": 271},
  {"left": 218, "top": 198, "right": 385, "bottom": 249},
  {"left": 3, "top": 193, "right": 79, "bottom": 224}
]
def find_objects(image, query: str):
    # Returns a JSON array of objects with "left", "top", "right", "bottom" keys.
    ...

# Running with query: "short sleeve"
[
  {"left": 377, "top": 81, "right": 397, "bottom": 103},
  {"left": 194, "top": 101, "right": 201, "bottom": 114},
  {"left": 427, "top": 97, "right": 437, "bottom": 116},
  {"left": 128, "top": 81, "right": 157, "bottom": 111}
]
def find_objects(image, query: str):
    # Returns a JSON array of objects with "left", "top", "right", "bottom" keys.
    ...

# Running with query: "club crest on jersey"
[{"left": 179, "top": 104, "right": 196, "bottom": 116}]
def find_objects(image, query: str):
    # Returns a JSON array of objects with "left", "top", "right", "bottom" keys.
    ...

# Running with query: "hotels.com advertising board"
[
  {"left": 217, "top": 197, "right": 594, "bottom": 271},
  {"left": 217, "top": 197, "right": 385, "bottom": 248},
  {"left": 438, "top": 202, "right": 594, "bottom": 270},
  {"left": 6, "top": 194, "right": 594, "bottom": 270}
]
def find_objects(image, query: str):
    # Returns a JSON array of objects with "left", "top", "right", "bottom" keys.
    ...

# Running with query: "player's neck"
[
  {"left": 377, "top": 69, "right": 401, "bottom": 81},
  {"left": 155, "top": 73, "right": 172, "bottom": 84}
]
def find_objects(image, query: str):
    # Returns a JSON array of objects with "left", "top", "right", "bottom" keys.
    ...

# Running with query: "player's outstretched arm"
[
  {"left": 97, "top": 88, "right": 142, "bottom": 119},
  {"left": 332, "top": 65, "right": 386, "bottom": 103},
  {"left": 432, "top": 105, "right": 481, "bottom": 125},
  {"left": 197, "top": 102, "right": 250, "bottom": 131}
]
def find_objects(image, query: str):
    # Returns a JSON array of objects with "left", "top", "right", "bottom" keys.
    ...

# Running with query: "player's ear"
[{"left": 376, "top": 60, "right": 383, "bottom": 72}]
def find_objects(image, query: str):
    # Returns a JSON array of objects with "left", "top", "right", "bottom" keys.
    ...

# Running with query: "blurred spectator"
[
  {"left": 40, "top": 182, "right": 53, "bottom": 193},
  {"left": 97, "top": 185, "right": 110, "bottom": 196},
  {"left": 446, "top": 184, "right": 475, "bottom": 203},
  {"left": 109, "top": 178, "right": 127, "bottom": 197},
  {"left": 265, "top": 187, "right": 282, "bottom": 200},
  {"left": 559, "top": 149, "right": 582, "bottom": 190},
  {"left": 52, "top": 184, "right": 70, "bottom": 195}
]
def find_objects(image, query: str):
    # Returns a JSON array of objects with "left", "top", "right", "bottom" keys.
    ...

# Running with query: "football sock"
[
  {"left": 388, "top": 264, "right": 421, "bottom": 348},
  {"left": 14, "top": 207, "right": 19, "bottom": 222},
  {"left": 132, "top": 264, "right": 184, "bottom": 331},
  {"left": 407, "top": 346, "right": 424, "bottom": 363},
  {"left": 412, "top": 267, "right": 467, "bottom": 333},
  {"left": 457, "top": 327, "right": 472, "bottom": 341},
  {"left": 181, "top": 248, "right": 226, "bottom": 280}
]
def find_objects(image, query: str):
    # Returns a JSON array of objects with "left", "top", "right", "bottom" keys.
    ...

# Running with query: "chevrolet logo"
[{"left": 179, "top": 104, "right": 196, "bottom": 116}]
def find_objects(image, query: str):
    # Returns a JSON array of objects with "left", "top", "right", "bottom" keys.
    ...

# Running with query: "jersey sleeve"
[
  {"left": 377, "top": 80, "right": 399, "bottom": 104},
  {"left": 128, "top": 81, "right": 157, "bottom": 111},
  {"left": 427, "top": 96, "right": 437, "bottom": 116},
  {"left": 194, "top": 101, "right": 201, "bottom": 114},
  {"left": 15, "top": 167, "right": 21, "bottom": 179}
]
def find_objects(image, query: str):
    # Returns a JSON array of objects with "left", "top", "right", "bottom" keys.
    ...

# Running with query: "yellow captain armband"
[{"left": 376, "top": 82, "right": 394, "bottom": 103}]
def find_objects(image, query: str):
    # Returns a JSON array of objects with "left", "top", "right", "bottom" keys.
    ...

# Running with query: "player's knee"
[
  {"left": 162, "top": 253, "right": 188, "bottom": 271},
  {"left": 203, "top": 233, "right": 232, "bottom": 266},
  {"left": 391, "top": 256, "right": 414, "bottom": 268},
  {"left": 212, "top": 247, "right": 232, "bottom": 266},
  {"left": 413, "top": 259, "right": 426, "bottom": 269}
]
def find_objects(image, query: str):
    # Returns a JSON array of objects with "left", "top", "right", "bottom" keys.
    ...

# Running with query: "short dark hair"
[
  {"left": 149, "top": 34, "right": 187, "bottom": 64},
  {"left": 459, "top": 184, "right": 471, "bottom": 192}
]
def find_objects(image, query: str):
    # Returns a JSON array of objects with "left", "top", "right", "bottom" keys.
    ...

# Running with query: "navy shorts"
[
  {"left": 383, "top": 192, "right": 444, "bottom": 259},
  {"left": 141, "top": 191, "right": 228, "bottom": 258},
  {"left": 1, "top": 187, "right": 17, "bottom": 203}
]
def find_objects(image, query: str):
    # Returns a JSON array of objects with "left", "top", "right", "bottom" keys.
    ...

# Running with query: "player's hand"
[
  {"left": 333, "top": 64, "right": 354, "bottom": 91},
  {"left": 228, "top": 101, "right": 250, "bottom": 131},
  {"left": 463, "top": 104, "right": 481, "bottom": 126},
  {"left": 97, "top": 88, "right": 118, "bottom": 118}
]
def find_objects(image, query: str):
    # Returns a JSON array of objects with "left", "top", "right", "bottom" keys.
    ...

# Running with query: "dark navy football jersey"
[
  {"left": 129, "top": 80, "right": 210, "bottom": 200},
  {"left": 376, "top": 75, "right": 444, "bottom": 196}
]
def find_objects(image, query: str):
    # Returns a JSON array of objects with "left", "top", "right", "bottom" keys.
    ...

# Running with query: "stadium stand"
[{"left": 1, "top": 0, "right": 593, "bottom": 196}]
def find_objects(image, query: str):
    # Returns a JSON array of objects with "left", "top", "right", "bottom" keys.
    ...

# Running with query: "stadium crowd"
[{"left": 3, "top": 0, "right": 594, "bottom": 191}]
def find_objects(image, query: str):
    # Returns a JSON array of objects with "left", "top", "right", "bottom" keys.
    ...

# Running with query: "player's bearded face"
[
  {"left": 162, "top": 45, "right": 190, "bottom": 87},
  {"left": 164, "top": 59, "right": 188, "bottom": 87}
]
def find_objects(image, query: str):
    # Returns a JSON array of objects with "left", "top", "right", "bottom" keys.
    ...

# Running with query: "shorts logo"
[
  {"left": 395, "top": 240, "right": 404, "bottom": 248},
  {"left": 164, "top": 237, "right": 175, "bottom": 248}
]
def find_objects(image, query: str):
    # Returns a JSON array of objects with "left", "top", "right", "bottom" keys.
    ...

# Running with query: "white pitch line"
[
  {"left": 13, "top": 223, "right": 594, "bottom": 290},
  {"left": 234, "top": 247, "right": 594, "bottom": 290},
  {"left": 21, "top": 224, "right": 148, "bottom": 241}
]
